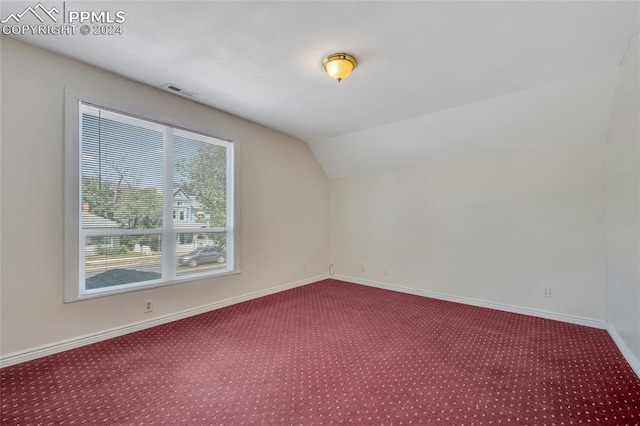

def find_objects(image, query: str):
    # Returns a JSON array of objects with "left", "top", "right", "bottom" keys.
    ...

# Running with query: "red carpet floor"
[{"left": 2, "top": 279, "right": 640, "bottom": 425}]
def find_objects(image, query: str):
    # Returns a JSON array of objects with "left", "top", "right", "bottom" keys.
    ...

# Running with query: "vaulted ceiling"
[{"left": 5, "top": 1, "right": 639, "bottom": 176}]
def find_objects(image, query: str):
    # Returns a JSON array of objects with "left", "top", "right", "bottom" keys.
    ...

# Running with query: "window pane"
[
  {"left": 68, "top": 98, "right": 235, "bottom": 301},
  {"left": 81, "top": 108, "right": 164, "bottom": 230},
  {"left": 174, "top": 133, "right": 227, "bottom": 229},
  {"left": 176, "top": 232, "right": 227, "bottom": 276},
  {"left": 85, "top": 234, "right": 162, "bottom": 290}
]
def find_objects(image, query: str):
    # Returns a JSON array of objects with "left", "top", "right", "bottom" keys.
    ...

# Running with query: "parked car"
[{"left": 177, "top": 246, "right": 226, "bottom": 267}]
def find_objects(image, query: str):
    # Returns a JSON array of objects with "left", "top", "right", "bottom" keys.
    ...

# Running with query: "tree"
[
  {"left": 113, "top": 187, "right": 162, "bottom": 229},
  {"left": 82, "top": 175, "right": 116, "bottom": 220},
  {"left": 82, "top": 161, "right": 162, "bottom": 230},
  {"left": 175, "top": 144, "right": 227, "bottom": 227}
]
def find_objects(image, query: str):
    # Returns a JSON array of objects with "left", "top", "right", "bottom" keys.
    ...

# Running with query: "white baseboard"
[
  {"left": 0, "top": 274, "right": 328, "bottom": 368},
  {"left": 607, "top": 323, "right": 640, "bottom": 378},
  {"left": 333, "top": 275, "right": 608, "bottom": 329}
]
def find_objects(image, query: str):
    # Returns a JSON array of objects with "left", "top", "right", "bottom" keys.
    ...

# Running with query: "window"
[{"left": 65, "top": 92, "right": 237, "bottom": 301}]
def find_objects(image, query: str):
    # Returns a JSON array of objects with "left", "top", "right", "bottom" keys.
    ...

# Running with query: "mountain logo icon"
[{"left": 1, "top": 3, "right": 59, "bottom": 24}]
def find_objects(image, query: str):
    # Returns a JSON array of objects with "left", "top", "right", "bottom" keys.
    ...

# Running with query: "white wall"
[
  {"left": 322, "top": 51, "right": 623, "bottom": 324},
  {"left": 606, "top": 34, "right": 640, "bottom": 364},
  {"left": 329, "top": 138, "right": 608, "bottom": 321},
  {"left": 0, "top": 38, "right": 329, "bottom": 357}
]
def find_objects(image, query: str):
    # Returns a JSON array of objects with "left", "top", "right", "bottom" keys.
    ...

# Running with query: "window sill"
[{"left": 65, "top": 269, "right": 242, "bottom": 303}]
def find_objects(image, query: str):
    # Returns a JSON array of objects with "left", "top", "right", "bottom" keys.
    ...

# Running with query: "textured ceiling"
[{"left": 4, "top": 1, "right": 639, "bottom": 144}]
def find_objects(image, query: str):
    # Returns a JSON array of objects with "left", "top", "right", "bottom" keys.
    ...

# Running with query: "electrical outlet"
[
  {"left": 302, "top": 264, "right": 307, "bottom": 272},
  {"left": 360, "top": 263, "right": 366, "bottom": 273},
  {"left": 542, "top": 287, "right": 551, "bottom": 298},
  {"left": 383, "top": 267, "right": 389, "bottom": 276},
  {"left": 145, "top": 300, "right": 153, "bottom": 313}
]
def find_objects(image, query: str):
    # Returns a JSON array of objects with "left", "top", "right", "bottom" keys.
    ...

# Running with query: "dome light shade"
[{"left": 323, "top": 53, "right": 357, "bottom": 82}]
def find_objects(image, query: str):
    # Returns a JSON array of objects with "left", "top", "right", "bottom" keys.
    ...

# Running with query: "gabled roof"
[
  {"left": 173, "top": 188, "right": 190, "bottom": 200},
  {"left": 173, "top": 188, "right": 204, "bottom": 210},
  {"left": 82, "top": 212, "right": 121, "bottom": 229}
]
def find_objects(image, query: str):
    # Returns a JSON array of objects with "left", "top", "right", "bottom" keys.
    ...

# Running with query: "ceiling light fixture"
[{"left": 323, "top": 53, "right": 357, "bottom": 83}]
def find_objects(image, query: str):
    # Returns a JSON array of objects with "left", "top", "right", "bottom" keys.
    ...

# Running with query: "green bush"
[{"left": 96, "top": 246, "right": 127, "bottom": 256}]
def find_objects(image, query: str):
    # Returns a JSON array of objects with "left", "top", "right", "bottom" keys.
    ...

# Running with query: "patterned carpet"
[{"left": 2, "top": 279, "right": 640, "bottom": 425}]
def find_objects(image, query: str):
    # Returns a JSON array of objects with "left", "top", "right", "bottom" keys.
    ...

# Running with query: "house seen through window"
[{"left": 67, "top": 98, "right": 235, "bottom": 300}]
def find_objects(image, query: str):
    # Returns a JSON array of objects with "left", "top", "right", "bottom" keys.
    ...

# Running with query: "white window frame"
[{"left": 64, "top": 89, "right": 240, "bottom": 302}]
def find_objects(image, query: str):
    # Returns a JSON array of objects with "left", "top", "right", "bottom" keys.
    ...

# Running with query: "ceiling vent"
[{"left": 162, "top": 83, "right": 197, "bottom": 98}]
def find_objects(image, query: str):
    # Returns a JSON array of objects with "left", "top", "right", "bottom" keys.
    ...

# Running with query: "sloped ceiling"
[
  {"left": 3, "top": 1, "right": 639, "bottom": 177},
  {"left": 311, "top": 67, "right": 620, "bottom": 177}
]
